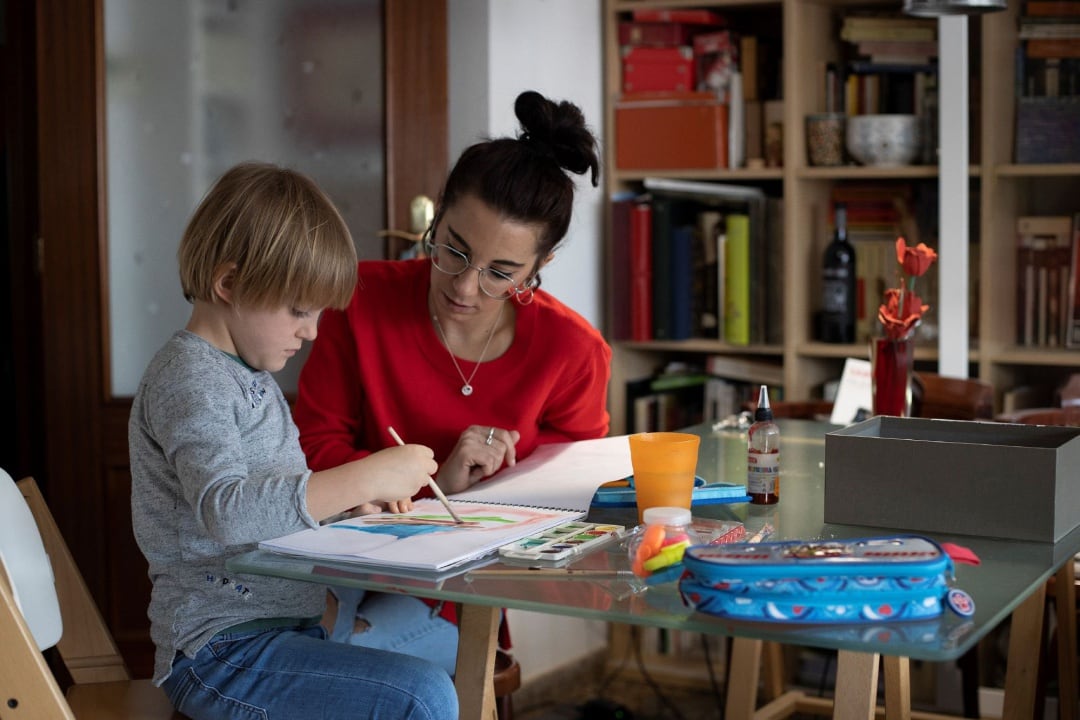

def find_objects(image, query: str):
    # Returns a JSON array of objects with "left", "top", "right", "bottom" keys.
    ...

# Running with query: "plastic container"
[{"left": 627, "top": 506, "right": 702, "bottom": 584}]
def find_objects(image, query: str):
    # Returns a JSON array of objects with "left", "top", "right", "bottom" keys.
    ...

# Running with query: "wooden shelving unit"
[{"left": 602, "top": 0, "right": 1080, "bottom": 435}]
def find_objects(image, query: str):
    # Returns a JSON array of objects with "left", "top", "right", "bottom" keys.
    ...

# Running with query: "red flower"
[
  {"left": 878, "top": 288, "right": 928, "bottom": 340},
  {"left": 896, "top": 237, "right": 937, "bottom": 279},
  {"left": 877, "top": 237, "right": 937, "bottom": 341}
]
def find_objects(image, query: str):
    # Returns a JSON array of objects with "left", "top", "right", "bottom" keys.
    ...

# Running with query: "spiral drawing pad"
[{"left": 498, "top": 522, "right": 626, "bottom": 566}]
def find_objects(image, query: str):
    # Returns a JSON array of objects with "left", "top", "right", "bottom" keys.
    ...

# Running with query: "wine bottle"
[{"left": 821, "top": 202, "right": 855, "bottom": 343}]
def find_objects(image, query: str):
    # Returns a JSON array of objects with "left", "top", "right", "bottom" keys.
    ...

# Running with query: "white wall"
[{"left": 448, "top": 0, "right": 607, "bottom": 684}]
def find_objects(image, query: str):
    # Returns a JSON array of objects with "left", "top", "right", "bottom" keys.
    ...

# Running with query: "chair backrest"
[
  {"left": 0, "top": 468, "right": 63, "bottom": 651},
  {"left": 1, "top": 472, "right": 184, "bottom": 720},
  {"left": 912, "top": 373, "right": 995, "bottom": 421},
  {"left": 14, "top": 475, "right": 131, "bottom": 685},
  {"left": 1, "top": 471, "right": 79, "bottom": 719},
  {"left": 995, "top": 407, "right": 1080, "bottom": 426}
]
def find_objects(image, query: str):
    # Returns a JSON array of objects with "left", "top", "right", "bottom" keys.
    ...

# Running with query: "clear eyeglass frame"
[{"left": 424, "top": 238, "right": 523, "bottom": 300}]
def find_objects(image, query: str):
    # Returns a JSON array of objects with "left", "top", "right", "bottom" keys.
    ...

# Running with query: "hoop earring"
[{"left": 513, "top": 286, "right": 535, "bottom": 306}]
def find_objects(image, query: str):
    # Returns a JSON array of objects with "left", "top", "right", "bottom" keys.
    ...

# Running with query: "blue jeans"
[
  {"left": 330, "top": 588, "right": 459, "bottom": 676},
  {"left": 162, "top": 623, "right": 458, "bottom": 720}
]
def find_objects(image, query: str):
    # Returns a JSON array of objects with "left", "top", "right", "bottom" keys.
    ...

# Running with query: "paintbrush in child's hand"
[{"left": 387, "top": 426, "right": 464, "bottom": 524}]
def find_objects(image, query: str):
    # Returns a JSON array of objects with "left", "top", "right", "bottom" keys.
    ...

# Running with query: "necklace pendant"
[{"left": 461, "top": 384, "right": 474, "bottom": 397}]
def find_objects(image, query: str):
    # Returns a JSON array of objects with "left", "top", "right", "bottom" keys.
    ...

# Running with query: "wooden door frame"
[{"left": 35, "top": 0, "right": 446, "bottom": 675}]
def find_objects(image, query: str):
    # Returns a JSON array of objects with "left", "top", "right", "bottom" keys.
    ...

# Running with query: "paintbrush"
[
  {"left": 387, "top": 426, "right": 465, "bottom": 524},
  {"left": 465, "top": 568, "right": 635, "bottom": 581}
]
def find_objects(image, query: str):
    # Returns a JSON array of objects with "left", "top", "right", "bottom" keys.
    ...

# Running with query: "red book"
[
  {"left": 630, "top": 202, "right": 654, "bottom": 341},
  {"left": 1027, "top": 37, "right": 1080, "bottom": 58},
  {"left": 632, "top": 9, "right": 726, "bottom": 25},
  {"left": 1025, "top": 1, "right": 1080, "bottom": 15}
]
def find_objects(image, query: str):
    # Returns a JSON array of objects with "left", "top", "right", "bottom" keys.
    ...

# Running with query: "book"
[
  {"left": 670, "top": 224, "right": 695, "bottom": 340},
  {"left": 724, "top": 213, "right": 751, "bottom": 345},
  {"left": 632, "top": 8, "right": 726, "bottom": 25},
  {"left": 704, "top": 354, "right": 783, "bottom": 386},
  {"left": 1017, "top": 216, "right": 1073, "bottom": 347},
  {"left": 610, "top": 194, "right": 635, "bottom": 340},
  {"left": 260, "top": 435, "right": 634, "bottom": 573},
  {"left": 630, "top": 200, "right": 653, "bottom": 341},
  {"left": 1067, "top": 213, "right": 1080, "bottom": 348},
  {"left": 696, "top": 210, "right": 724, "bottom": 338},
  {"left": 641, "top": 178, "right": 768, "bottom": 345},
  {"left": 651, "top": 195, "right": 676, "bottom": 340}
]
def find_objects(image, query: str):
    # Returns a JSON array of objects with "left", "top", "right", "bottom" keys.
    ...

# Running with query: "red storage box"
[
  {"left": 615, "top": 92, "right": 729, "bottom": 169},
  {"left": 622, "top": 46, "right": 695, "bottom": 93},
  {"left": 618, "top": 21, "right": 697, "bottom": 47}
]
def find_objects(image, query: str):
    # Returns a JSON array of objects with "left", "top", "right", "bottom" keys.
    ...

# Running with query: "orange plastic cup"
[{"left": 628, "top": 432, "right": 701, "bottom": 522}]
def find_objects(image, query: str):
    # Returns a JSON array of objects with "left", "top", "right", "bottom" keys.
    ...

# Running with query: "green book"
[{"left": 723, "top": 213, "right": 751, "bottom": 345}]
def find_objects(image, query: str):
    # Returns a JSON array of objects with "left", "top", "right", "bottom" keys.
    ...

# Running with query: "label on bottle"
[
  {"left": 822, "top": 275, "right": 849, "bottom": 313},
  {"left": 747, "top": 451, "right": 780, "bottom": 494}
]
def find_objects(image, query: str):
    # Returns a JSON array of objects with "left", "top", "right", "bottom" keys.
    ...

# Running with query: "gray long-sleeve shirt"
[{"left": 129, "top": 330, "right": 324, "bottom": 684}]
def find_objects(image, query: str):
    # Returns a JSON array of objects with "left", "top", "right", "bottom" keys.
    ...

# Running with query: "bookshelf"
[{"left": 603, "top": 0, "right": 1080, "bottom": 436}]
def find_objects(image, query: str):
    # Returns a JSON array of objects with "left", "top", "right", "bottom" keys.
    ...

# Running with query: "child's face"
[{"left": 226, "top": 304, "right": 321, "bottom": 373}]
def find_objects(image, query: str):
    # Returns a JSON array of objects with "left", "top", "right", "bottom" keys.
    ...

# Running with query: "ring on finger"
[{"left": 485, "top": 426, "right": 495, "bottom": 445}]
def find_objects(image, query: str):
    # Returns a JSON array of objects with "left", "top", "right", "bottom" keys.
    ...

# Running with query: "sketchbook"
[{"left": 259, "top": 435, "right": 635, "bottom": 572}]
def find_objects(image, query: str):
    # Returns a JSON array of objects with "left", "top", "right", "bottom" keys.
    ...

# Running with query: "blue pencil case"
[
  {"left": 591, "top": 475, "right": 751, "bottom": 508},
  {"left": 679, "top": 535, "right": 973, "bottom": 624}
]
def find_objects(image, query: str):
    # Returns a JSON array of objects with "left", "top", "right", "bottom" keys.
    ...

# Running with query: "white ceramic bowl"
[{"left": 845, "top": 114, "right": 921, "bottom": 167}]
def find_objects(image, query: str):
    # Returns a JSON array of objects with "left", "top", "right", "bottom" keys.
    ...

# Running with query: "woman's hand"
[{"left": 436, "top": 425, "right": 520, "bottom": 494}]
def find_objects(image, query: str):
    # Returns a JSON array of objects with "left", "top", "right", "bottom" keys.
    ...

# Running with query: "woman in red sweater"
[{"left": 294, "top": 90, "right": 611, "bottom": 674}]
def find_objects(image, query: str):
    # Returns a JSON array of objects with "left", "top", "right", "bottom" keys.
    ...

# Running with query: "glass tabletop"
[{"left": 227, "top": 419, "right": 1080, "bottom": 662}]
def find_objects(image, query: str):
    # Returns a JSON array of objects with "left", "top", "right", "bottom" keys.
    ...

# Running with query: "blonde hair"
[{"left": 178, "top": 162, "right": 356, "bottom": 310}]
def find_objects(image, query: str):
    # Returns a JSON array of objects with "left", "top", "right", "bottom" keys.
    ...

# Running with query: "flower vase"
[{"left": 871, "top": 336, "right": 915, "bottom": 417}]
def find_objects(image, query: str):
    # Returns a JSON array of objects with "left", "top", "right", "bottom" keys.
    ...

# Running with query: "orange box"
[{"left": 615, "top": 92, "right": 729, "bottom": 169}]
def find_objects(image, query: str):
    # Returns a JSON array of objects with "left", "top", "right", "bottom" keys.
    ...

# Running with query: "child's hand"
[
  {"left": 347, "top": 497, "right": 415, "bottom": 516},
  {"left": 362, "top": 444, "right": 437, "bottom": 503}
]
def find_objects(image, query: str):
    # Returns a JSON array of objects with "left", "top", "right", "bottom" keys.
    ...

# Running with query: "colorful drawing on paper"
[{"left": 330, "top": 505, "right": 539, "bottom": 540}]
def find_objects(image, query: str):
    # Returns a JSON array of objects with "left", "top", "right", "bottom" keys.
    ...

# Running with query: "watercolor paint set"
[{"left": 498, "top": 521, "right": 626, "bottom": 566}]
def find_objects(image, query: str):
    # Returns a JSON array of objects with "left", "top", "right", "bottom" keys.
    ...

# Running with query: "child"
[{"left": 129, "top": 162, "right": 458, "bottom": 720}]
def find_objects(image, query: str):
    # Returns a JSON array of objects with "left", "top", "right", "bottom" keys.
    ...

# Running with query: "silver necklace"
[{"left": 431, "top": 303, "right": 504, "bottom": 396}]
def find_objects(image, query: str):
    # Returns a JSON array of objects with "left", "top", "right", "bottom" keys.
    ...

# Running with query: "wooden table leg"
[
  {"left": 456, "top": 603, "right": 500, "bottom": 720},
  {"left": 833, "top": 650, "right": 880, "bottom": 720},
  {"left": 1055, "top": 560, "right": 1078, "bottom": 720},
  {"left": 883, "top": 655, "right": 911, "bottom": 720},
  {"left": 727, "top": 637, "right": 763, "bottom": 720},
  {"left": 1002, "top": 584, "right": 1047, "bottom": 720}
]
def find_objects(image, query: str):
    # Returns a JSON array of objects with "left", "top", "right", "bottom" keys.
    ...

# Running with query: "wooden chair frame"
[{"left": 0, "top": 477, "right": 181, "bottom": 719}]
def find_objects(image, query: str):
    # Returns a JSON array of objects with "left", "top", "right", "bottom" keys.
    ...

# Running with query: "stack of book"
[
  {"left": 610, "top": 179, "right": 782, "bottom": 348},
  {"left": 837, "top": 14, "right": 938, "bottom": 117},
  {"left": 1016, "top": 214, "right": 1080, "bottom": 348},
  {"left": 1015, "top": 1, "right": 1080, "bottom": 163}
]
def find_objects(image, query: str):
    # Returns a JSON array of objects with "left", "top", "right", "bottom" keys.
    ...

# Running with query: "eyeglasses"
[{"left": 424, "top": 239, "right": 525, "bottom": 300}]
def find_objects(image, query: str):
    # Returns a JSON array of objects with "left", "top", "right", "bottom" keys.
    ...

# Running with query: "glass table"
[{"left": 227, "top": 420, "right": 1079, "bottom": 719}]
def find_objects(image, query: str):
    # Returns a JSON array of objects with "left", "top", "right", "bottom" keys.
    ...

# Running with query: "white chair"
[{"left": 0, "top": 468, "right": 183, "bottom": 719}]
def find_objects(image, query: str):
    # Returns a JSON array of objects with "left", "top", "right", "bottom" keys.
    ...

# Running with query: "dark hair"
[{"left": 435, "top": 91, "right": 600, "bottom": 283}]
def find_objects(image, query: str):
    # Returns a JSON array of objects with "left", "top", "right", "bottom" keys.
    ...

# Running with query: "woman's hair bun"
[{"left": 514, "top": 90, "right": 599, "bottom": 187}]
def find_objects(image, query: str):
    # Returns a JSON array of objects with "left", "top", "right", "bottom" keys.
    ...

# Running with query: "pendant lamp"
[{"left": 902, "top": 0, "right": 1006, "bottom": 16}]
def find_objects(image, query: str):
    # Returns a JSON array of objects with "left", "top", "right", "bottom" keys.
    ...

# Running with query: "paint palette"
[{"left": 498, "top": 521, "right": 626, "bottom": 566}]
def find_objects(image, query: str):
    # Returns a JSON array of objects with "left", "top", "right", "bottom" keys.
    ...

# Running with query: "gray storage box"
[{"left": 824, "top": 417, "right": 1080, "bottom": 543}]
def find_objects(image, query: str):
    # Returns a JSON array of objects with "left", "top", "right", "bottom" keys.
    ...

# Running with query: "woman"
[{"left": 294, "top": 90, "right": 611, "bottom": 673}]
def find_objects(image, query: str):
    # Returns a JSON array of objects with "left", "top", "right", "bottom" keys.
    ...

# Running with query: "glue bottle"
[
  {"left": 628, "top": 506, "right": 699, "bottom": 581},
  {"left": 747, "top": 385, "right": 780, "bottom": 505}
]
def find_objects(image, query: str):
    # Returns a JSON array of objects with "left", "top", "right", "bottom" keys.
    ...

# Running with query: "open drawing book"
[{"left": 259, "top": 435, "right": 634, "bottom": 572}]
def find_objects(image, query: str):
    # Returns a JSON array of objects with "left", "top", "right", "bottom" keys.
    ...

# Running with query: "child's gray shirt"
[{"left": 130, "top": 330, "right": 324, "bottom": 684}]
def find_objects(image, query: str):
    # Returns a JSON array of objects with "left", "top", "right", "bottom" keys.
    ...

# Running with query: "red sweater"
[
  {"left": 295, "top": 259, "right": 611, "bottom": 641},
  {"left": 296, "top": 258, "right": 611, "bottom": 478}
]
